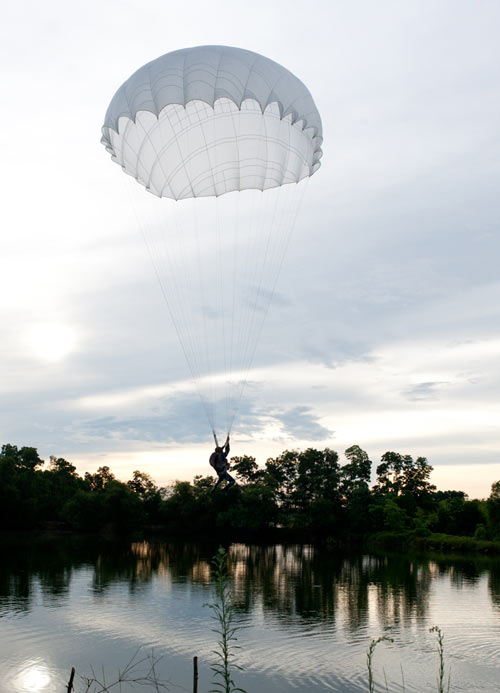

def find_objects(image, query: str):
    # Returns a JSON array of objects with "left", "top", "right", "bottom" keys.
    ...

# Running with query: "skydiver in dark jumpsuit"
[{"left": 210, "top": 435, "right": 235, "bottom": 492}]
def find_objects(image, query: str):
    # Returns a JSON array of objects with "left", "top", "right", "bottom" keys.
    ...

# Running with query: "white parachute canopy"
[{"left": 102, "top": 45, "right": 323, "bottom": 438}]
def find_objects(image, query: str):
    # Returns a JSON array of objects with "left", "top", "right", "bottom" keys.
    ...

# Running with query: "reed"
[
  {"left": 205, "top": 547, "right": 247, "bottom": 693},
  {"left": 366, "top": 635, "right": 394, "bottom": 693},
  {"left": 365, "top": 627, "right": 453, "bottom": 693},
  {"left": 429, "top": 625, "right": 451, "bottom": 693}
]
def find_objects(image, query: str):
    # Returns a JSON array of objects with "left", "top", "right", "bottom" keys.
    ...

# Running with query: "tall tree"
[
  {"left": 341, "top": 445, "right": 372, "bottom": 497},
  {"left": 127, "top": 470, "right": 158, "bottom": 500},
  {"left": 295, "top": 448, "right": 341, "bottom": 506},
  {"left": 230, "top": 455, "right": 261, "bottom": 484},
  {"left": 488, "top": 480, "right": 500, "bottom": 538},
  {"left": 1, "top": 444, "right": 44, "bottom": 472},
  {"left": 49, "top": 456, "right": 77, "bottom": 476},
  {"left": 375, "top": 452, "right": 410, "bottom": 495},
  {"left": 402, "top": 456, "right": 435, "bottom": 500},
  {"left": 84, "top": 466, "right": 115, "bottom": 491}
]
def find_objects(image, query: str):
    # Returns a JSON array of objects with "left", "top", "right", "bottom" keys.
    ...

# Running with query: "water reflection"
[
  {"left": 225, "top": 545, "right": 437, "bottom": 631},
  {"left": 15, "top": 659, "right": 51, "bottom": 692},
  {"left": 1, "top": 535, "right": 500, "bottom": 692},
  {"left": 1, "top": 533, "right": 500, "bottom": 628},
  {"left": 488, "top": 568, "right": 500, "bottom": 611}
]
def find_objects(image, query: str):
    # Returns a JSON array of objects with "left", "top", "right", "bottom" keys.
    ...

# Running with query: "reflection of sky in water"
[
  {"left": 15, "top": 660, "right": 51, "bottom": 692},
  {"left": 0, "top": 540, "right": 499, "bottom": 692}
]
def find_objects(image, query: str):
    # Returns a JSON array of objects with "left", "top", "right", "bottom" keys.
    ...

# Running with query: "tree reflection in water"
[{"left": 1, "top": 534, "right": 500, "bottom": 631}]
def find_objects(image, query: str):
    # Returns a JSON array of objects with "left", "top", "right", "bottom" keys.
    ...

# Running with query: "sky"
[{"left": 1, "top": 0, "right": 499, "bottom": 497}]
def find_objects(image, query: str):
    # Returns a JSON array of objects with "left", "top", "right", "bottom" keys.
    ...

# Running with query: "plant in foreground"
[
  {"left": 429, "top": 626, "right": 450, "bottom": 693},
  {"left": 366, "top": 635, "right": 394, "bottom": 693},
  {"left": 77, "top": 649, "right": 169, "bottom": 692},
  {"left": 366, "top": 627, "right": 452, "bottom": 693},
  {"left": 205, "top": 547, "right": 246, "bottom": 693}
]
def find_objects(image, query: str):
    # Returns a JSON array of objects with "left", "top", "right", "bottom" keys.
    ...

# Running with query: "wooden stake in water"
[
  {"left": 66, "top": 667, "right": 75, "bottom": 692},
  {"left": 193, "top": 656, "right": 198, "bottom": 693}
]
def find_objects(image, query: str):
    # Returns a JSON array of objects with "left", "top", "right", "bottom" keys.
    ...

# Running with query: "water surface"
[{"left": 1, "top": 534, "right": 499, "bottom": 692}]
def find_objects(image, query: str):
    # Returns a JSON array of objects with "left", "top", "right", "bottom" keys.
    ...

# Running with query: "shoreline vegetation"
[
  {"left": 1, "top": 442, "right": 500, "bottom": 555},
  {"left": 370, "top": 529, "right": 500, "bottom": 555},
  {"left": 5, "top": 524, "right": 500, "bottom": 555}
]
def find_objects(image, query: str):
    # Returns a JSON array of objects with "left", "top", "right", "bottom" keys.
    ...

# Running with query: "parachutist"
[{"left": 210, "top": 435, "right": 235, "bottom": 492}]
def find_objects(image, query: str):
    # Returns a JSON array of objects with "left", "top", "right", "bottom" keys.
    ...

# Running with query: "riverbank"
[
  {"left": 3, "top": 523, "right": 500, "bottom": 557},
  {"left": 369, "top": 530, "right": 500, "bottom": 555}
]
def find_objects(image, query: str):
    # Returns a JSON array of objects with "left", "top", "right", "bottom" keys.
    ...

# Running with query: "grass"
[
  {"left": 72, "top": 650, "right": 169, "bottom": 691},
  {"left": 416, "top": 532, "right": 500, "bottom": 554},
  {"left": 370, "top": 530, "right": 500, "bottom": 554}
]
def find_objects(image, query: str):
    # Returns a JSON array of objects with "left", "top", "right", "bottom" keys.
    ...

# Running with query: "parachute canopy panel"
[{"left": 101, "top": 45, "right": 323, "bottom": 200}]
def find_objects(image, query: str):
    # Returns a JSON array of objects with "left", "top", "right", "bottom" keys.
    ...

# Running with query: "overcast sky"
[{"left": 1, "top": 0, "right": 499, "bottom": 497}]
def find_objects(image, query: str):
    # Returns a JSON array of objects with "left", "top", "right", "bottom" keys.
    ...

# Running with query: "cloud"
[
  {"left": 80, "top": 394, "right": 333, "bottom": 446},
  {"left": 403, "top": 381, "right": 449, "bottom": 401},
  {"left": 81, "top": 396, "right": 209, "bottom": 444},
  {"left": 244, "top": 286, "right": 291, "bottom": 312},
  {"left": 272, "top": 405, "right": 334, "bottom": 441},
  {"left": 299, "top": 338, "right": 375, "bottom": 370}
]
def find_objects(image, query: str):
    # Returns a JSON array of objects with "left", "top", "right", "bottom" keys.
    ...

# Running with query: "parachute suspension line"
[
  {"left": 240, "top": 180, "right": 281, "bottom": 374},
  {"left": 217, "top": 195, "right": 231, "bottom": 437},
  {"left": 223, "top": 101, "right": 247, "bottom": 437},
  {"left": 226, "top": 180, "right": 308, "bottom": 434},
  {"left": 129, "top": 110, "right": 218, "bottom": 432},
  {"left": 183, "top": 105, "right": 220, "bottom": 430},
  {"left": 228, "top": 189, "right": 241, "bottom": 436},
  {"left": 172, "top": 196, "right": 215, "bottom": 431},
  {"left": 229, "top": 167, "right": 310, "bottom": 432},
  {"left": 227, "top": 188, "right": 280, "bottom": 433},
  {"left": 122, "top": 175, "right": 216, "bottom": 431},
  {"left": 130, "top": 114, "right": 200, "bottom": 391},
  {"left": 185, "top": 106, "right": 217, "bottom": 431},
  {"left": 226, "top": 105, "right": 272, "bottom": 431},
  {"left": 166, "top": 194, "right": 213, "bottom": 427},
  {"left": 223, "top": 105, "right": 281, "bottom": 434},
  {"left": 206, "top": 107, "right": 229, "bottom": 437},
  {"left": 121, "top": 101, "right": 314, "bottom": 440}
]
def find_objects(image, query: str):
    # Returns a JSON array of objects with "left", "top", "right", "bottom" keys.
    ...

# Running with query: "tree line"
[{"left": 1, "top": 443, "right": 499, "bottom": 541}]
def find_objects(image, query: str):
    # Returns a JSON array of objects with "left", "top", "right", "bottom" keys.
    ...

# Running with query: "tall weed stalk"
[
  {"left": 366, "top": 636, "right": 393, "bottom": 693},
  {"left": 205, "top": 547, "right": 246, "bottom": 693},
  {"left": 429, "top": 626, "right": 451, "bottom": 693}
]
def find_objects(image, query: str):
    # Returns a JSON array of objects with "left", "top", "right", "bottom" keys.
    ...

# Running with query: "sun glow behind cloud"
[{"left": 24, "top": 323, "right": 77, "bottom": 362}]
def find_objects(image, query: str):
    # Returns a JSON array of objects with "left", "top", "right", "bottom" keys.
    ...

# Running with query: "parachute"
[{"left": 101, "top": 45, "right": 323, "bottom": 440}]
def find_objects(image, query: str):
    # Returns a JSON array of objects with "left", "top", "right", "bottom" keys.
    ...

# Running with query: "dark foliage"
[{"left": 0, "top": 443, "right": 498, "bottom": 541}]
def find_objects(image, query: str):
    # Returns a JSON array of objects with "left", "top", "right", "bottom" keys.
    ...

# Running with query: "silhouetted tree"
[
  {"left": 1, "top": 444, "right": 43, "bottom": 472},
  {"left": 230, "top": 455, "right": 261, "bottom": 484},
  {"left": 84, "top": 465, "right": 115, "bottom": 492},
  {"left": 341, "top": 445, "right": 371, "bottom": 497},
  {"left": 487, "top": 481, "right": 500, "bottom": 539}
]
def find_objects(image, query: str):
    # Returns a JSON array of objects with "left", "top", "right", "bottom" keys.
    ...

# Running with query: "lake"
[{"left": 0, "top": 533, "right": 499, "bottom": 692}]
